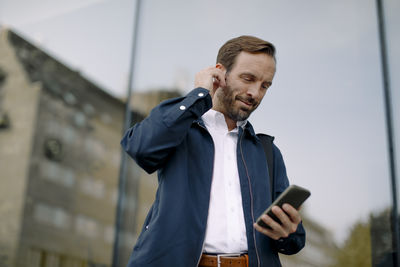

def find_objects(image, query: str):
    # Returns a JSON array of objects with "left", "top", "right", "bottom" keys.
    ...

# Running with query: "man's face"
[{"left": 214, "top": 51, "right": 276, "bottom": 122}]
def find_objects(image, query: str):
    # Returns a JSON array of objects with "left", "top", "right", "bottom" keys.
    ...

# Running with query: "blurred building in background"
[
  {"left": 0, "top": 28, "right": 178, "bottom": 267},
  {"left": 0, "top": 28, "right": 135, "bottom": 267},
  {"left": 0, "top": 28, "right": 338, "bottom": 267}
]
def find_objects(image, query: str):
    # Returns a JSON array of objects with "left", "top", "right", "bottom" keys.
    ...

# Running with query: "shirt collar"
[{"left": 202, "top": 109, "right": 247, "bottom": 133}]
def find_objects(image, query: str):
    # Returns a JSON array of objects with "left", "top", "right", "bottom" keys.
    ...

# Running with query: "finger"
[
  {"left": 211, "top": 70, "right": 226, "bottom": 96},
  {"left": 253, "top": 223, "right": 281, "bottom": 240},
  {"left": 195, "top": 66, "right": 222, "bottom": 91},
  {"left": 212, "top": 77, "right": 221, "bottom": 92},
  {"left": 260, "top": 213, "right": 290, "bottom": 238},
  {"left": 218, "top": 70, "right": 227, "bottom": 88},
  {"left": 212, "top": 69, "right": 225, "bottom": 84},
  {"left": 282, "top": 204, "right": 302, "bottom": 225},
  {"left": 271, "top": 206, "right": 296, "bottom": 235}
]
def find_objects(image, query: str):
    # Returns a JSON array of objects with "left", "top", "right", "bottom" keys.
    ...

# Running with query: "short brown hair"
[{"left": 216, "top": 35, "right": 276, "bottom": 72}]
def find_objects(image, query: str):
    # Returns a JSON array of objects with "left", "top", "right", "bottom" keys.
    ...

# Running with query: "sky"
[{"left": 1, "top": 0, "right": 399, "bottom": 244}]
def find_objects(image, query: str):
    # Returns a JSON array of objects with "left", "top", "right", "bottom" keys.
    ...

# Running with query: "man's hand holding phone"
[
  {"left": 254, "top": 203, "right": 302, "bottom": 240},
  {"left": 254, "top": 185, "right": 310, "bottom": 240}
]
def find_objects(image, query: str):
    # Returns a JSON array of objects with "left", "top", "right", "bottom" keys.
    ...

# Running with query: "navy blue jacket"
[{"left": 121, "top": 87, "right": 305, "bottom": 267}]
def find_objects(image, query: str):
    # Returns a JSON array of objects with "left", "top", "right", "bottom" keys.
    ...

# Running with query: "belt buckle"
[{"left": 216, "top": 253, "right": 241, "bottom": 267}]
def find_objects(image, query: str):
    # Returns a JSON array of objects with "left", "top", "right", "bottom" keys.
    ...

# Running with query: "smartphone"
[{"left": 256, "top": 184, "right": 311, "bottom": 229}]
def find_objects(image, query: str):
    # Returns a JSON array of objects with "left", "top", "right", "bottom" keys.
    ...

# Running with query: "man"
[{"left": 121, "top": 35, "right": 305, "bottom": 267}]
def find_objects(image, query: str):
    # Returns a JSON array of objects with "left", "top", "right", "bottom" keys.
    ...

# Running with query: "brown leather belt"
[{"left": 199, "top": 253, "right": 248, "bottom": 267}]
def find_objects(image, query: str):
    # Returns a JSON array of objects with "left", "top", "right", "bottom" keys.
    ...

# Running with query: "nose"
[{"left": 246, "top": 83, "right": 261, "bottom": 99}]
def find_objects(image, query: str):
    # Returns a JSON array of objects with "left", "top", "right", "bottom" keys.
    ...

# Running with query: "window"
[
  {"left": 75, "top": 215, "right": 99, "bottom": 239},
  {"left": 33, "top": 203, "right": 71, "bottom": 230},
  {"left": 41, "top": 160, "right": 76, "bottom": 188},
  {"left": 79, "top": 176, "right": 105, "bottom": 199}
]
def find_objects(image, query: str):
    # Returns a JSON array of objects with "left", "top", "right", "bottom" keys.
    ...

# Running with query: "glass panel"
[
  {"left": 136, "top": 1, "right": 395, "bottom": 266},
  {"left": 382, "top": 0, "right": 400, "bottom": 265},
  {"left": 384, "top": 0, "right": 400, "bottom": 210}
]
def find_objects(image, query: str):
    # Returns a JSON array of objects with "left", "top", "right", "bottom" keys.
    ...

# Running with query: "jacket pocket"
[{"left": 134, "top": 205, "right": 154, "bottom": 250}]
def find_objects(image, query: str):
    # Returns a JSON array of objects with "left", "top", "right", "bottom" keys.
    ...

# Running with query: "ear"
[{"left": 216, "top": 63, "right": 226, "bottom": 71}]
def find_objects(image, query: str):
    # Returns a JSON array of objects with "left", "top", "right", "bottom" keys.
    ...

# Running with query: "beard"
[{"left": 216, "top": 84, "right": 259, "bottom": 122}]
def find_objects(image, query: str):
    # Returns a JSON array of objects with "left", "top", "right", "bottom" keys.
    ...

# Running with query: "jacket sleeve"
[
  {"left": 121, "top": 87, "right": 212, "bottom": 174},
  {"left": 270, "top": 144, "right": 306, "bottom": 255}
]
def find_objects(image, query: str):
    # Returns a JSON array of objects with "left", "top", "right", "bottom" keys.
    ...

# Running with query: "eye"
[
  {"left": 261, "top": 82, "right": 272, "bottom": 90},
  {"left": 241, "top": 74, "right": 254, "bottom": 82}
]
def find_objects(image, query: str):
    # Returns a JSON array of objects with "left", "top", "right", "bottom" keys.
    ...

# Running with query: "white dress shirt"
[{"left": 202, "top": 109, "right": 248, "bottom": 254}]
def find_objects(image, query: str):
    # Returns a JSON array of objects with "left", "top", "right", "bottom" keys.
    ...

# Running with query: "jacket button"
[{"left": 179, "top": 105, "right": 186, "bottom": 110}]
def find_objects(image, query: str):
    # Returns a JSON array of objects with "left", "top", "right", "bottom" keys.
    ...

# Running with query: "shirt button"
[
  {"left": 179, "top": 105, "right": 186, "bottom": 110},
  {"left": 198, "top": 93, "right": 204, "bottom": 97}
]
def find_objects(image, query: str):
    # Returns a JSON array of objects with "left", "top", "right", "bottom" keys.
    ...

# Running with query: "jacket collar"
[
  {"left": 194, "top": 117, "right": 258, "bottom": 140},
  {"left": 243, "top": 121, "right": 257, "bottom": 139}
]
